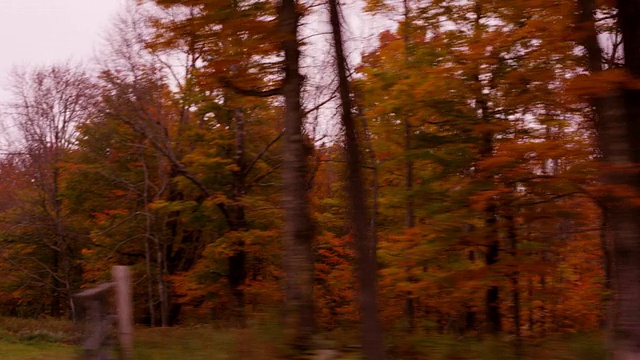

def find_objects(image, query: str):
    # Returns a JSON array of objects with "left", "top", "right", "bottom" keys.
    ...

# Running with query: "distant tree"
[{"left": 2, "top": 64, "right": 97, "bottom": 319}]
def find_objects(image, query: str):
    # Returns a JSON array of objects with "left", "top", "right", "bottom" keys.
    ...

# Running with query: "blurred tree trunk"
[
  {"left": 280, "top": 0, "right": 316, "bottom": 353},
  {"left": 329, "top": 0, "right": 385, "bottom": 358},
  {"left": 228, "top": 106, "right": 248, "bottom": 328},
  {"left": 612, "top": 3, "right": 640, "bottom": 359},
  {"left": 506, "top": 214, "right": 521, "bottom": 341},
  {"left": 401, "top": 0, "right": 416, "bottom": 334},
  {"left": 470, "top": 1, "right": 501, "bottom": 335},
  {"left": 578, "top": 0, "right": 640, "bottom": 358}
]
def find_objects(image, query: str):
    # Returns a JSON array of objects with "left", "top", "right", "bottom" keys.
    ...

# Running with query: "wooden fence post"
[
  {"left": 74, "top": 283, "right": 116, "bottom": 359},
  {"left": 113, "top": 266, "right": 134, "bottom": 360}
]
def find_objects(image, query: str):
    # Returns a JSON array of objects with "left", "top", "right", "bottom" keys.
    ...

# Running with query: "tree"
[
  {"left": 278, "top": 0, "right": 316, "bottom": 351},
  {"left": 576, "top": 0, "right": 640, "bottom": 357},
  {"left": 329, "top": 0, "right": 384, "bottom": 358},
  {"left": 1, "top": 64, "right": 97, "bottom": 319},
  {"left": 357, "top": 0, "right": 601, "bottom": 339},
  {"left": 154, "top": 0, "right": 318, "bottom": 348}
]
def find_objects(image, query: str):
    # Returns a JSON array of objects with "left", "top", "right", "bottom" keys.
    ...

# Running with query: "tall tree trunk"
[
  {"left": 598, "top": 201, "right": 612, "bottom": 331},
  {"left": 356, "top": 97, "right": 379, "bottom": 248},
  {"left": 599, "top": 204, "right": 612, "bottom": 292},
  {"left": 479, "top": 88, "right": 500, "bottom": 335},
  {"left": 142, "top": 159, "right": 156, "bottom": 326},
  {"left": 329, "top": 0, "right": 385, "bottom": 358},
  {"left": 279, "top": 0, "right": 316, "bottom": 353},
  {"left": 157, "top": 236, "right": 169, "bottom": 327},
  {"left": 144, "top": 237, "right": 156, "bottom": 326},
  {"left": 471, "top": 0, "right": 501, "bottom": 335},
  {"left": 613, "top": 3, "right": 640, "bottom": 359},
  {"left": 228, "top": 106, "right": 248, "bottom": 328},
  {"left": 141, "top": 158, "right": 169, "bottom": 327},
  {"left": 53, "top": 164, "right": 74, "bottom": 319},
  {"left": 528, "top": 277, "right": 534, "bottom": 334},
  {"left": 401, "top": 0, "right": 416, "bottom": 334},
  {"left": 51, "top": 249, "right": 61, "bottom": 318},
  {"left": 578, "top": 1, "right": 640, "bottom": 358},
  {"left": 506, "top": 214, "right": 521, "bottom": 343},
  {"left": 598, "top": 97, "right": 640, "bottom": 359},
  {"left": 485, "top": 204, "right": 501, "bottom": 335}
]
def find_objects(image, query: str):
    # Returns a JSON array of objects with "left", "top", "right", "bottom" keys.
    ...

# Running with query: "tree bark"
[
  {"left": 156, "top": 236, "right": 169, "bottom": 327},
  {"left": 141, "top": 159, "right": 157, "bottom": 326},
  {"left": 51, "top": 250, "right": 61, "bottom": 318},
  {"left": 279, "top": 0, "right": 316, "bottom": 353},
  {"left": 506, "top": 214, "right": 521, "bottom": 342},
  {"left": 613, "top": 3, "right": 640, "bottom": 359},
  {"left": 228, "top": 106, "right": 248, "bottom": 328},
  {"left": 329, "top": 0, "right": 385, "bottom": 358},
  {"left": 485, "top": 204, "right": 501, "bottom": 335},
  {"left": 470, "top": 1, "right": 501, "bottom": 335},
  {"left": 577, "top": 1, "right": 640, "bottom": 358},
  {"left": 401, "top": 0, "right": 416, "bottom": 334},
  {"left": 355, "top": 96, "right": 380, "bottom": 249}
]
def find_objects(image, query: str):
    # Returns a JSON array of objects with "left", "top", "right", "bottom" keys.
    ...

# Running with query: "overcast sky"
[
  {"left": 0, "top": 0, "right": 390, "bottom": 141},
  {"left": 0, "top": 0, "right": 125, "bottom": 101}
]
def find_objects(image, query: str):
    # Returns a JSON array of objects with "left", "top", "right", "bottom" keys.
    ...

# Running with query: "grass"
[
  {"left": 384, "top": 332, "right": 606, "bottom": 360},
  {"left": 135, "top": 326, "right": 277, "bottom": 360},
  {"left": 0, "top": 341, "right": 76, "bottom": 360},
  {"left": 0, "top": 316, "right": 79, "bottom": 360},
  {"left": 0, "top": 316, "right": 607, "bottom": 359},
  {"left": 0, "top": 316, "right": 283, "bottom": 360}
]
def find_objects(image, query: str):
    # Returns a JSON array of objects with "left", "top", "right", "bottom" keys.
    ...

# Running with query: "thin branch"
[
  {"left": 302, "top": 89, "right": 339, "bottom": 118},
  {"left": 247, "top": 163, "right": 283, "bottom": 190},
  {"left": 209, "top": 270, "right": 229, "bottom": 277},
  {"left": 317, "top": 158, "right": 375, "bottom": 169},
  {"left": 514, "top": 191, "right": 584, "bottom": 207},
  {"left": 219, "top": 77, "right": 282, "bottom": 97},
  {"left": 244, "top": 130, "right": 284, "bottom": 176}
]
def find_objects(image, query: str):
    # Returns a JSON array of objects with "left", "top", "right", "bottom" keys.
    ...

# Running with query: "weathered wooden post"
[
  {"left": 74, "top": 282, "right": 116, "bottom": 360},
  {"left": 74, "top": 266, "right": 134, "bottom": 360},
  {"left": 112, "top": 266, "right": 134, "bottom": 360}
]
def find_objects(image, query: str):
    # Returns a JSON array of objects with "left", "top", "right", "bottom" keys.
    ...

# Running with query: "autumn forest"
[{"left": 0, "top": 0, "right": 639, "bottom": 359}]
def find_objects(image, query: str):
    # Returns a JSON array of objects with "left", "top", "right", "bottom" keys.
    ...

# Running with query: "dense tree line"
[{"left": 0, "top": 0, "right": 639, "bottom": 358}]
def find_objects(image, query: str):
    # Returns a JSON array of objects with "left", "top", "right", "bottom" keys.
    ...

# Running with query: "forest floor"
[{"left": 0, "top": 316, "right": 606, "bottom": 359}]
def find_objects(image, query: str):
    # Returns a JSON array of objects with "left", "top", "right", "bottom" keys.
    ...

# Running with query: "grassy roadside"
[
  {"left": 0, "top": 316, "right": 281, "bottom": 360},
  {"left": 0, "top": 316, "right": 77, "bottom": 359},
  {"left": 0, "top": 341, "right": 75, "bottom": 360},
  {"left": 0, "top": 316, "right": 606, "bottom": 359}
]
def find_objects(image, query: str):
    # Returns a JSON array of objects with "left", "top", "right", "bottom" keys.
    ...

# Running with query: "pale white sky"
[
  {"left": 0, "top": 0, "right": 125, "bottom": 101},
  {"left": 0, "top": 0, "right": 389, "bottom": 142}
]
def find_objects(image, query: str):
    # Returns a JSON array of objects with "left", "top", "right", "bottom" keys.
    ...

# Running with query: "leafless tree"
[{"left": 3, "top": 63, "right": 97, "bottom": 319}]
